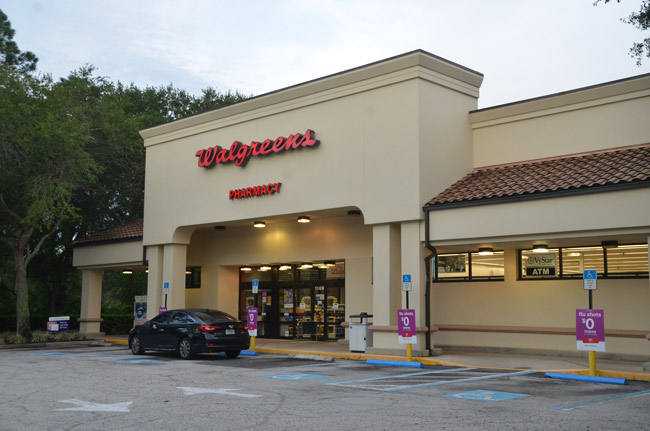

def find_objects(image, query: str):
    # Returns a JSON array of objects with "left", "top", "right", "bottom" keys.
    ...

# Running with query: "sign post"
[
  {"left": 250, "top": 279, "right": 259, "bottom": 351},
  {"left": 401, "top": 274, "right": 414, "bottom": 361},
  {"left": 581, "top": 269, "right": 600, "bottom": 376},
  {"left": 247, "top": 307, "right": 258, "bottom": 351}
]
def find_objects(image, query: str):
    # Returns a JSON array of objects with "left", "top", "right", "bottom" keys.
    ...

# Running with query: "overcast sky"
[{"left": 3, "top": 1, "right": 650, "bottom": 108}]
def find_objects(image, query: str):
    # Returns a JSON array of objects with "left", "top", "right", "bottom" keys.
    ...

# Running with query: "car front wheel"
[
  {"left": 130, "top": 336, "right": 144, "bottom": 355},
  {"left": 177, "top": 337, "right": 194, "bottom": 360}
]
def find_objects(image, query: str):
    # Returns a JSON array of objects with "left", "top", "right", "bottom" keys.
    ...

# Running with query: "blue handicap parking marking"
[
  {"left": 29, "top": 352, "right": 72, "bottom": 356},
  {"left": 265, "top": 373, "right": 329, "bottom": 381},
  {"left": 443, "top": 389, "right": 530, "bottom": 402},
  {"left": 117, "top": 359, "right": 164, "bottom": 365}
]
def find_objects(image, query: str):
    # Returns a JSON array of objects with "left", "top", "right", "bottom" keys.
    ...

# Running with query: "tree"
[
  {"left": 0, "top": 10, "right": 37, "bottom": 72},
  {"left": 0, "top": 67, "right": 97, "bottom": 338},
  {"left": 595, "top": 0, "right": 650, "bottom": 65}
]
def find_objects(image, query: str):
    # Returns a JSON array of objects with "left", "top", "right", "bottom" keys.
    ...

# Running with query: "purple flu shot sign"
[
  {"left": 398, "top": 309, "right": 417, "bottom": 344},
  {"left": 576, "top": 309, "right": 605, "bottom": 352},
  {"left": 247, "top": 307, "right": 258, "bottom": 336}
]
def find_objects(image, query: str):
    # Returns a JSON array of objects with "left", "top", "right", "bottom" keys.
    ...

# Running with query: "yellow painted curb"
[{"left": 105, "top": 339, "right": 128, "bottom": 345}]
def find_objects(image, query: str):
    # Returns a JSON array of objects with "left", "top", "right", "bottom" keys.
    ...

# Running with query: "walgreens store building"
[{"left": 73, "top": 50, "right": 650, "bottom": 359}]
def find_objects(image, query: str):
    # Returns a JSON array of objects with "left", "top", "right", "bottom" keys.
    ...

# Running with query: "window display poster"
[{"left": 283, "top": 289, "right": 294, "bottom": 309}]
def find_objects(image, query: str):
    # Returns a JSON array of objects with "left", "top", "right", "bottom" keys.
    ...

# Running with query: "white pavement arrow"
[
  {"left": 56, "top": 399, "right": 132, "bottom": 412},
  {"left": 178, "top": 386, "right": 263, "bottom": 398}
]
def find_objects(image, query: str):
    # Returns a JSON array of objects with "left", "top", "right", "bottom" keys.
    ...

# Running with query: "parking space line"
[
  {"left": 387, "top": 370, "right": 536, "bottom": 392},
  {"left": 323, "top": 367, "right": 476, "bottom": 385},
  {"left": 552, "top": 388, "right": 650, "bottom": 410}
]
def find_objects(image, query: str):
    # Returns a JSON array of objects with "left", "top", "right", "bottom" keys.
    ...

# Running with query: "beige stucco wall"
[
  {"left": 470, "top": 75, "right": 650, "bottom": 167},
  {"left": 429, "top": 188, "right": 650, "bottom": 246},
  {"left": 141, "top": 52, "right": 482, "bottom": 246},
  {"left": 73, "top": 241, "right": 143, "bottom": 269},
  {"left": 431, "top": 251, "right": 650, "bottom": 356}
]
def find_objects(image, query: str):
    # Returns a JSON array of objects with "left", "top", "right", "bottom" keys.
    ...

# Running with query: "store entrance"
[{"left": 238, "top": 263, "right": 345, "bottom": 340}]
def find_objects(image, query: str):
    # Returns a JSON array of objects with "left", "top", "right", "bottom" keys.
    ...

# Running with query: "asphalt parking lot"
[{"left": 1, "top": 345, "right": 649, "bottom": 430}]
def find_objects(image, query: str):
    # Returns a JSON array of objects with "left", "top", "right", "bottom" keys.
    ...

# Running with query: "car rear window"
[{"left": 194, "top": 311, "right": 238, "bottom": 324}]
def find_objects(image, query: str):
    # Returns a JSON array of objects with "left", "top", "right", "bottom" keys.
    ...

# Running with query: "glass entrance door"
[{"left": 278, "top": 288, "right": 295, "bottom": 338}]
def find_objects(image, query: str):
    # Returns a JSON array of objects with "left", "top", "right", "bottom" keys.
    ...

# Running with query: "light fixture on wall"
[
  {"left": 533, "top": 244, "right": 549, "bottom": 253},
  {"left": 279, "top": 264, "right": 292, "bottom": 271},
  {"left": 601, "top": 240, "right": 619, "bottom": 249},
  {"left": 300, "top": 262, "right": 313, "bottom": 269},
  {"left": 253, "top": 221, "right": 266, "bottom": 228},
  {"left": 122, "top": 269, "right": 133, "bottom": 275},
  {"left": 478, "top": 247, "right": 494, "bottom": 256},
  {"left": 259, "top": 265, "right": 272, "bottom": 271},
  {"left": 240, "top": 266, "right": 252, "bottom": 272},
  {"left": 297, "top": 216, "right": 311, "bottom": 223},
  {"left": 347, "top": 210, "right": 361, "bottom": 217},
  {"left": 185, "top": 269, "right": 192, "bottom": 275}
]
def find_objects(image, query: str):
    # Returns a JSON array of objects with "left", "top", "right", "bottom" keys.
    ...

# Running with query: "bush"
[{"left": 101, "top": 314, "right": 134, "bottom": 335}]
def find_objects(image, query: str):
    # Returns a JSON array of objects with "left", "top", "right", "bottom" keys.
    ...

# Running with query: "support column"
[
  {"left": 162, "top": 244, "right": 187, "bottom": 310},
  {"left": 146, "top": 245, "right": 164, "bottom": 317},
  {"left": 400, "top": 220, "right": 427, "bottom": 353},
  {"left": 369, "top": 224, "right": 401, "bottom": 351},
  {"left": 78, "top": 269, "right": 104, "bottom": 336}
]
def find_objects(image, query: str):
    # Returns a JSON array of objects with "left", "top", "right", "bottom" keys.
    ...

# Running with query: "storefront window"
[
  {"left": 519, "top": 244, "right": 648, "bottom": 279},
  {"left": 561, "top": 247, "right": 604, "bottom": 278},
  {"left": 435, "top": 252, "right": 504, "bottom": 281},
  {"left": 471, "top": 251, "right": 505, "bottom": 280},
  {"left": 606, "top": 244, "right": 649, "bottom": 277},
  {"left": 185, "top": 267, "right": 201, "bottom": 288}
]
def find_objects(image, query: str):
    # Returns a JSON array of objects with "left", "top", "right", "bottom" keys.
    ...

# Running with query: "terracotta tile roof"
[
  {"left": 426, "top": 144, "right": 650, "bottom": 209},
  {"left": 73, "top": 218, "right": 143, "bottom": 245}
]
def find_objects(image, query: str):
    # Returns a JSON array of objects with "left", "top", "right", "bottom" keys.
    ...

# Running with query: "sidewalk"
[{"left": 104, "top": 335, "right": 650, "bottom": 381}]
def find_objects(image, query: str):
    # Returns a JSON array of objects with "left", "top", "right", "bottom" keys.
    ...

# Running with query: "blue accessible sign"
[
  {"left": 583, "top": 269, "right": 597, "bottom": 290},
  {"left": 401, "top": 274, "right": 412, "bottom": 292}
]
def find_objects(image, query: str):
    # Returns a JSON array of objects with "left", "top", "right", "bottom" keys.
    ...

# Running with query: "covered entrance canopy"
[{"left": 72, "top": 219, "right": 145, "bottom": 336}]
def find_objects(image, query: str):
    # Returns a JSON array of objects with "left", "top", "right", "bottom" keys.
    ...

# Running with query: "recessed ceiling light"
[
  {"left": 297, "top": 216, "right": 310, "bottom": 223},
  {"left": 260, "top": 265, "right": 272, "bottom": 271},
  {"left": 300, "top": 262, "right": 313, "bottom": 269},
  {"left": 533, "top": 244, "right": 549, "bottom": 253},
  {"left": 324, "top": 261, "right": 336, "bottom": 267},
  {"left": 214, "top": 225, "right": 226, "bottom": 230},
  {"left": 478, "top": 247, "right": 494, "bottom": 256},
  {"left": 253, "top": 221, "right": 266, "bottom": 228},
  {"left": 240, "top": 266, "right": 252, "bottom": 272},
  {"left": 347, "top": 210, "right": 361, "bottom": 217},
  {"left": 279, "top": 265, "right": 292, "bottom": 271},
  {"left": 122, "top": 269, "right": 133, "bottom": 275}
]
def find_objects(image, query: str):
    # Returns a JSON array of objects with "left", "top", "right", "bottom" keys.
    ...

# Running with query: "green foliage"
[
  {"left": 101, "top": 314, "right": 135, "bottom": 335},
  {"left": 0, "top": 330, "right": 85, "bottom": 344},
  {"left": 0, "top": 10, "right": 37, "bottom": 72},
  {"left": 0, "top": 10, "right": 249, "bottom": 335},
  {"left": 595, "top": 0, "right": 650, "bottom": 65}
]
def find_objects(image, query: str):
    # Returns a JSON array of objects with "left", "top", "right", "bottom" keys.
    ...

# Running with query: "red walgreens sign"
[{"left": 195, "top": 129, "right": 319, "bottom": 168}]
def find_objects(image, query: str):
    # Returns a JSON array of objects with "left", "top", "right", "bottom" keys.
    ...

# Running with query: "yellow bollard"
[
  {"left": 588, "top": 350, "right": 597, "bottom": 376},
  {"left": 406, "top": 343, "right": 413, "bottom": 362},
  {"left": 250, "top": 335, "right": 256, "bottom": 352}
]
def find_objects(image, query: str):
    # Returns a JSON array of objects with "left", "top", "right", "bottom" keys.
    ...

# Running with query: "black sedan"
[{"left": 129, "top": 309, "right": 250, "bottom": 359}]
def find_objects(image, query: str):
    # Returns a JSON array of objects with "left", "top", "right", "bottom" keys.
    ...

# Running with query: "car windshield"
[{"left": 194, "top": 311, "right": 238, "bottom": 324}]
